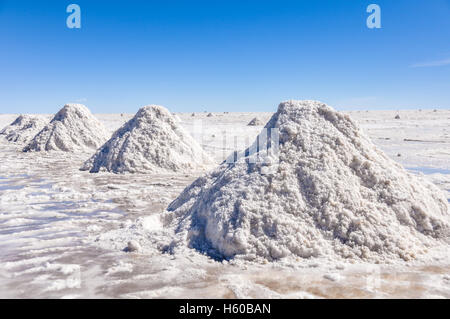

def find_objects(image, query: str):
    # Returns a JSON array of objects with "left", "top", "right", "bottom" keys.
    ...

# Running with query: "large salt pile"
[
  {"left": 0, "top": 115, "right": 48, "bottom": 144},
  {"left": 162, "top": 100, "right": 450, "bottom": 263},
  {"left": 81, "top": 105, "right": 212, "bottom": 173},
  {"left": 23, "top": 104, "right": 109, "bottom": 152}
]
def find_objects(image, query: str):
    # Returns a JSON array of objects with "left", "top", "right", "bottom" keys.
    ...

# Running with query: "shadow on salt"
[{"left": 0, "top": 183, "right": 26, "bottom": 191}]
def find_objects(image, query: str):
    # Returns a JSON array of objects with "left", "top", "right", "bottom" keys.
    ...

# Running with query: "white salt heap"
[
  {"left": 0, "top": 115, "right": 47, "bottom": 144},
  {"left": 81, "top": 105, "right": 212, "bottom": 173},
  {"left": 23, "top": 104, "right": 109, "bottom": 152},
  {"left": 247, "top": 117, "right": 263, "bottom": 126},
  {"left": 162, "top": 100, "right": 450, "bottom": 263}
]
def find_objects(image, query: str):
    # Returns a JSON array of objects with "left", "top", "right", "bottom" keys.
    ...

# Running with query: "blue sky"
[{"left": 0, "top": 0, "right": 449, "bottom": 113}]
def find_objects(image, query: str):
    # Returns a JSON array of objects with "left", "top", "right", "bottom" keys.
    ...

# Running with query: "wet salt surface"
[
  {"left": 407, "top": 167, "right": 450, "bottom": 175},
  {"left": 0, "top": 110, "right": 449, "bottom": 298}
]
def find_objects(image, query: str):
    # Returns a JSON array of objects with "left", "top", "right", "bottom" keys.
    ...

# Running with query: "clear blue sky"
[{"left": 1, "top": 0, "right": 449, "bottom": 113}]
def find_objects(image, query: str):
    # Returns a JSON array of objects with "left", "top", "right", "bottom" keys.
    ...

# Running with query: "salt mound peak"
[
  {"left": 0, "top": 115, "right": 48, "bottom": 144},
  {"left": 23, "top": 104, "right": 109, "bottom": 152},
  {"left": 162, "top": 100, "right": 450, "bottom": 263},
  {"left": 247, "top": 117, "right": 263, "bottom": 126},
  {"left": 81, "top": 105, "right": 213, "bottom": 173}
]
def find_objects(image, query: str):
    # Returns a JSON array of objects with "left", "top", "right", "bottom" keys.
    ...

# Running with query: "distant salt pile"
[
  {"left": 23, "top": 104, "right": 109, "bottom": 152},
  {"left": 207, "top": 113, "right": 213, "bottom": 117},
  {"left": 0, "top": 115, "right": 47, "bottom": 144},
  {"left": 81, "top": 105, "right": 212, "bottom": 173},
  {"left": 247, "top": 117, "right": 263, "bottom": 126},
  {"left": 173, "top": 114, "right": 182, "bottom": 123},
  {"left": 162, "top": 100, "right": 450, "bottom": 263}
]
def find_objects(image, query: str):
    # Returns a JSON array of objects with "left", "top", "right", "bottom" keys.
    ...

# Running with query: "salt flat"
[{"left": 0, "top": 109, "right": 449, "bottom": 298}]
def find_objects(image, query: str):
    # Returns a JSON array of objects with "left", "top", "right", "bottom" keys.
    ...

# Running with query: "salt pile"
[
  {"left": 162, "top": 100, "right": 450, "bottom": 263},
  {"left": 23, "top": 104, "right": 109, "bottom": 152},
  {"left": 81, "top": 105, "right": 212, "bottom": 173},
  {"left": 247, "top": 117, "right": 263, "bottom": 126},
  {"left": 0, "top": 115, "right": 47, "bottom": 144}
]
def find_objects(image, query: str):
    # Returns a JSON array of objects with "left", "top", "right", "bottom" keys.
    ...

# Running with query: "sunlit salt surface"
[{"left": 0, "top": 109, "right": 449, "bottom": 298}]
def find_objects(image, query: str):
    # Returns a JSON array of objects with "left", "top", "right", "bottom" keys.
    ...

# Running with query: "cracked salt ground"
[{"left": 0, "top": 109, "right": 449, "bottom": 298}]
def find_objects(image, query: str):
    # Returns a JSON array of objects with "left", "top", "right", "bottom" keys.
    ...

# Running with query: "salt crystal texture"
[
  {"left": 0, "top": 115, "right": 47, "bottom": 144},
  {"left": 23, "top": 104, "right": 108, "bottom": 152},
  {"left": 81, "top": 105, "right": 212, "bottom": 173},
  {"left": 163, "top": 100, "right": 450, "bottom": 263}
]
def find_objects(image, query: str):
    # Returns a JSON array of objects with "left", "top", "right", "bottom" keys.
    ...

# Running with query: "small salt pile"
[
  {"left": 127, "top": 240, "right": 141, "bottom": 252},
  {"left": 162, "top": 100, "right": 450, "bottom": 263},
  {"left": 0, "top": 115, "right": 47, "bottom": 144},
  {"left": 247, "top": 117, "right": 263, "bottom": 126},
  {"left": 23, "top": 104, "right": 109, "bottom": 152},
  {"left": 81, "top": 105, "right": 212, "bottom": 173}
]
